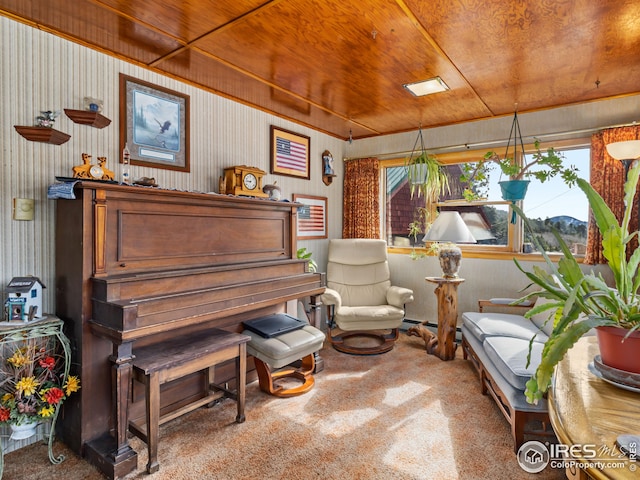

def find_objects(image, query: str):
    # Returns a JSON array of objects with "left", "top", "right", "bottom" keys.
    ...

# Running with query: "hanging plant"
[
  {"left": 405, "top": 128, "right": 450, "bottom": 201},
  {"left": 461, "top": 112, "right": 579, "bottom": 202},
  {"left": 404, "top": 128, "right": 450, "bottom": 258}
]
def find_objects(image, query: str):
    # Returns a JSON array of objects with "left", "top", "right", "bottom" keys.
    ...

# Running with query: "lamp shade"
[
  {"left": 605, "top": 140, "right": 640, "bottom": 160},
  {"left": 423, "top": 211, "right": 477, "bottom": 244}
]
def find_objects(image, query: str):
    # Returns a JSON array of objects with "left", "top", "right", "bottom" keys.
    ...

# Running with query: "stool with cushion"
[{"left": 243, "top": 324, "right": 325, "bottom": 397}]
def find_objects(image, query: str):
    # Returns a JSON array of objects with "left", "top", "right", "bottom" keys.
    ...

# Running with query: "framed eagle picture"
[{"left": 119, "top": 74, "right": 190, "bottom": 172}]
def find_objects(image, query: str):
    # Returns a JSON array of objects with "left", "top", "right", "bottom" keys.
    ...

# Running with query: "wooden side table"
[{"left": 408, "top": 277, "right": 464, "bottom": 361}]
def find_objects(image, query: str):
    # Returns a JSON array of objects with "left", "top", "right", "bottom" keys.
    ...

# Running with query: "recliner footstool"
[{"left": 243, "top": 325, "right": 325, "bottom": 397}]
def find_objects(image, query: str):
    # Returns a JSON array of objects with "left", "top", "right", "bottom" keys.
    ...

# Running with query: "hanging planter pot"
[
  {"left": 499, "top": 179, "right": 530, "bottom": 201},
  {"left": 408, "top": 161, "right": 431, "bottom": 186}
]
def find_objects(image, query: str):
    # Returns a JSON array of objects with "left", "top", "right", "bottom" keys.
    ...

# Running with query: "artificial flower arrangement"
[{"left": 0, "top": 338, "right": 80, "bottom": 427}]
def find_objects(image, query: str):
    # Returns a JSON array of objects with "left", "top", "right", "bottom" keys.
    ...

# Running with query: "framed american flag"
[
  {"left": 293, "top": 194, "right": 327, "bottom": 239},
  {"left": 270, "top": 126, "right": 310, "bottom": 179}
]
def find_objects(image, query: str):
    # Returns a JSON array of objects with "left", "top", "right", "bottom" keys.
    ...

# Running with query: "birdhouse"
[{"left": 4, "top": 276, "right": 46, "bottom": 321}]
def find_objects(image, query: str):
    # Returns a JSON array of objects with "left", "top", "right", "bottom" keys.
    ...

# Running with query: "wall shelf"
[
  {"left": 14, "top": 126, "right": 71, "bottom": 145},
  {"left": 322, "top": 173, "right": 337, "bottom": 186},
  {"left": 64, "top": 109, "right": 111, "bottom": 128}
]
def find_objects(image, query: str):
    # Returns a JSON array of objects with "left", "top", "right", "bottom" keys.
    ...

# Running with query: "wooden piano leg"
[
  {"left": 85, "top": 341, "right": 138, "bottom": 480},
  {"left": 110, "top": 343, "right": 135, "bottom": 461}
]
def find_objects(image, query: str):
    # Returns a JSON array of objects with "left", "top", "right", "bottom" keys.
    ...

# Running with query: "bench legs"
[
  {"left": 145, "top": 372, "right": 161, "bottom": 474},
  {"left": 235, "top": 344, "right": 246, "bottom": 423},
  {"left": 254, "top": 353, "right": 316, "bottom": 397},
  {"left": 461, "top": 335, "right": 555, "bottom": 452},
  {"left": 135, "top": 341, "right": 248, "bottom": 474}
]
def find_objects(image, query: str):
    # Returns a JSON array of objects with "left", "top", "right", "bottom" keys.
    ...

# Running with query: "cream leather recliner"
[{"left": 321, "top": 239, "right": 414, "bottom": 354}]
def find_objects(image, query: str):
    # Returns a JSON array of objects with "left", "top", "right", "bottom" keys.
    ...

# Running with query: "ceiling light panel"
[{"left": 403, "top": 76, "right": 450, "bottom": 97}]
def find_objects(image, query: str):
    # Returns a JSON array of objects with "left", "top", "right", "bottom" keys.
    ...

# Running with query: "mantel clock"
[{"left": 220, "top": 165, "right": 269, "bottom": 197}]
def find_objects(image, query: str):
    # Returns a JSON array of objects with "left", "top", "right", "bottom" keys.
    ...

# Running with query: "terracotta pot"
[{"left": 596, "top": 326, "right": 640, "bottom": 374}]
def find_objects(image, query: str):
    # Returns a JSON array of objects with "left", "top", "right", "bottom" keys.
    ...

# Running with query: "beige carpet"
[{"left": 3, "top": 334, "right": 564, "bottom": 479}]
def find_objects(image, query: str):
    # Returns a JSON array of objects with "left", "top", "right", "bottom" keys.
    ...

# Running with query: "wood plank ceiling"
[{"left": 2, "top": 0, "right": 639, "bottom": 140}]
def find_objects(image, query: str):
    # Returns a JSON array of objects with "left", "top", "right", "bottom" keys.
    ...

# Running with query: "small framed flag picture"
[
  {"left": 293, "top": 194, "right": 327, "bottom": 239},
  {"left": 270, "top": 126, "right": 310, "bottom": 179}
]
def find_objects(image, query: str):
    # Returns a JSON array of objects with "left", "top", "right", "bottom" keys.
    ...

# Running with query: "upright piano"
[{"left": 55, "top": 183, "right": 325, "bottom": 479}]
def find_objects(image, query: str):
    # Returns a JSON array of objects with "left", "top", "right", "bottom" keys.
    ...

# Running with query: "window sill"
[{"left": 387, "top": 246, "right": 584, "bottom": 263}]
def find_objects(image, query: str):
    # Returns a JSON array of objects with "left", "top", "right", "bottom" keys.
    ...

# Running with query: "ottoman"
[{"left": 243, "top": 325, "right": 325, "bottom": 397}]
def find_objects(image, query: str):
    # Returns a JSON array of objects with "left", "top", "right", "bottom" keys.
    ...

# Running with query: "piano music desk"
[{"left": 129, "top": 328, "right": 250, "bottom": 473}]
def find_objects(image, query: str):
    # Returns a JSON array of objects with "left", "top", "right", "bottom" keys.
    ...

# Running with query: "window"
[
  {"left": 521, "top": 148, "right": 589, "bottom": 255},
  {"left": 382, "top": 140, "right": 590, "bottom": 257}
]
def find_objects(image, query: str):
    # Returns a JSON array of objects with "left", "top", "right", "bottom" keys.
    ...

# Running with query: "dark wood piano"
[{"left": 54, "top": 182, "right": 325, "bottom": 479}]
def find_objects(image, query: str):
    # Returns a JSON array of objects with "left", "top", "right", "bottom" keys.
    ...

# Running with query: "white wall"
[
  {"left": 0, "top": 16, "right": 344, "bottom": 314},
  {"left": 389, "top": 253, "right": 613, "bottom": 322}
]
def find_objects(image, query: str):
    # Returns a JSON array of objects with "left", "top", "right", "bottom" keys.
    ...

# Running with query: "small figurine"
[
  {"left": 133, "top": 177, "right": 158, "bottom": 187},
  {"left": 97, "top": 157, "right": 115, "bottom": 180},
  {"left": 36, "top": 110, "right": 60, "bottom": 127},
  {"left": 72, "top": 153, "right": 93, "bottom": 179},
  {"left": 83, "top": 97, "right": 103, "bottom": 113},
  {"left": 323, "top": 151, "right": 335, "bottom": 176},
  {"left": 72, "top": 153, "right": 114, "bottom": 180},
  {"left": 262, "top": 182, "right": 281, "bottom": 200}
]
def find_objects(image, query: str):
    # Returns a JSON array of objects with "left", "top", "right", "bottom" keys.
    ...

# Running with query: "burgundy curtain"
[
  {"left": 584, "top": 126, "right": 640, "bottom": 264},
  {"left": 342, "top": 158, "right": 380, "bottom": 238}
]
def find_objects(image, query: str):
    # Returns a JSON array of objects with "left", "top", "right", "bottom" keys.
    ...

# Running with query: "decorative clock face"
[
  {"left": 243, "top": 173, "right": 257, "bottom": 190},
  {"left": 89, "top": 165, "right": 104, "bottom": 179}
]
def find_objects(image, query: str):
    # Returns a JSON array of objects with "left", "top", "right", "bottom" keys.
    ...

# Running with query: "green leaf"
[
  {"left": 576, "top": 177, "right": 620, "bottom": 241},
  {"left": 525, "top": 317, "right": 610, "bottom": 404}
]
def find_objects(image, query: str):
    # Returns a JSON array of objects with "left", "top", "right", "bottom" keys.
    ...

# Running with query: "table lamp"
[
  {"left": 605, "top": 140, "right": 640, "bottom": 178},
  {"left": 423, "top": 211, "right": 476, "bottom": 278}
]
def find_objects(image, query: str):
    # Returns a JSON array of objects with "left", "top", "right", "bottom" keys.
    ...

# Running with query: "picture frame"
[
  {"left": 293, "top": 194, "right": 327, "bottom": 239},
  {"left": 270, "top": 126, "right": 310, "bottom": 179},
  {"left": 119, "top": 74, "right": 190, "bottom": 172}
]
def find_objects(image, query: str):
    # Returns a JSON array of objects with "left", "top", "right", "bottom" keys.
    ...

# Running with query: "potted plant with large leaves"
[{"left": 511, "top": 160, "right": 640, "bottom": 405}]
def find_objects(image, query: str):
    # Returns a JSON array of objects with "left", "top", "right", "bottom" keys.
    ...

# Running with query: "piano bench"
[
  {"left": 129, "top": 328, "right": 250, "bottom": 474},
  {"left": 243, "top": 325, "right": 325, "bottom": 397}
]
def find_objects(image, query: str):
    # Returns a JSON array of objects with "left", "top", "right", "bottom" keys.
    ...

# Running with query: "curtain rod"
[{"left": 343, "top": 120, "right": 638, "bottom": 161}]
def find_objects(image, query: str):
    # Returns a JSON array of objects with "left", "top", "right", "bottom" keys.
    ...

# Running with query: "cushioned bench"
[
  {"left": 130, "top": 328, "right": 250, "bottom": 473},
  {"left": 461, "top": 298, "right": 555, "bottom": 452}
]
